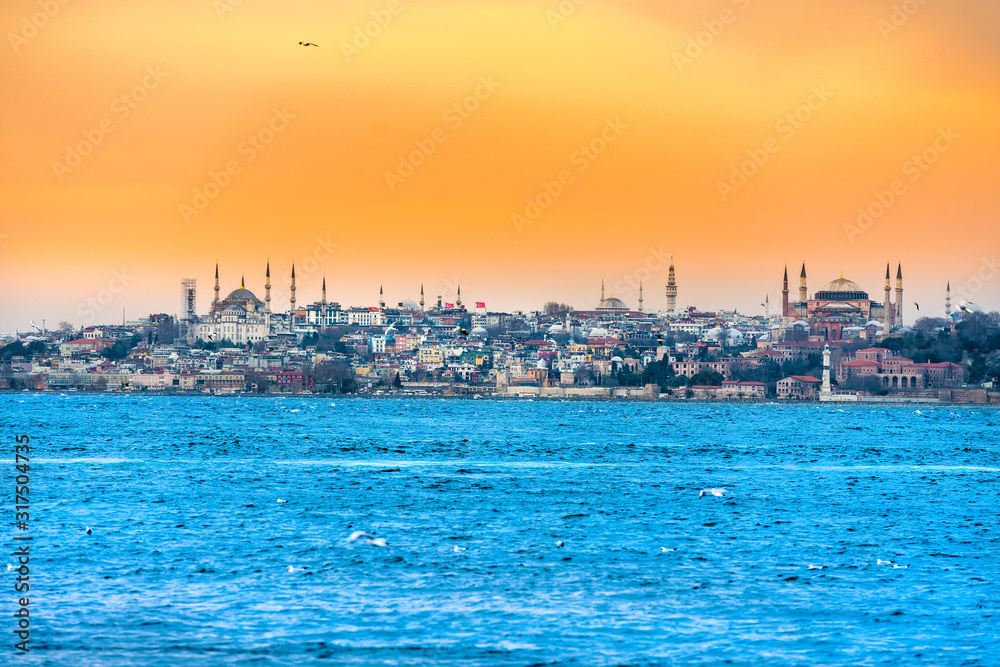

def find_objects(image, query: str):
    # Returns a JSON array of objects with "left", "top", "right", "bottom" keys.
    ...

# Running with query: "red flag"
[
  {"left": 476, "top": 301, "right": 485, "bottom": 308},
  {"left": 445, "top": 302, "right": 454, "bottom": 308}
]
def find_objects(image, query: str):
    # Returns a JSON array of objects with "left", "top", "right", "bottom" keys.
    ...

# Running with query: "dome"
[
  {"left": 224, "top": 304, "right": 246, "bottom": 313},
  {"left": 401, "top": 299, "right": 419, "bottom": 311},
  {"left": 470, "top": 326, "right": 488, "bottom": 337},
  {"left": 548, "top": 324, "right": 564, "bottom": 333},
  {"left": 815, "top": 276, "right": 868, "bottom": 301},
  {"left": 226, "top": 287, "right": 257, "bottom": 300},
  {"left": 597, "top": 296, "right": 628, "bottom": 311},
  {"left": 587, "top": 327, "right": 609, "bottom": 338},
  {"left": 611, "top": 355, "right": 623, "bottom": 362}
]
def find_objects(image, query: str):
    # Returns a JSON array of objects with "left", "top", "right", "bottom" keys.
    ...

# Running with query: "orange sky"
[{"left": 2, "top": 0, "right": 998, "bottom": 330}]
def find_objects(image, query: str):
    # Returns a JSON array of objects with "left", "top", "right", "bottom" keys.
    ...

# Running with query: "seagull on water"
[
  {"left": 85, "top": 526, "right": 92, "bottom": 535},
  {"left": 892, "top": 564, "right": 908, "bottom": 569},
  {"left": 6, "top": 564, "right": 12, "bottom": 571},
  {"left": 876, "top": 558, "right": 893, "bottom": 565},
  {"left": 453, "top": 546, "right": 467, "bottom": 553},
  {"left": 348, "top": 531, "right": 391, "bottom": 550},
  {"left": 556, "top": 541, "right": 565, "bottom": 548},
  {"left": 699, "top": 487, "right": 728, "bottom": 498},
  {"left": 808, "top": 564, "right": 825, "bottom": 570},
  {"left": 660, "top": 547, "right": 675, "bottom": 552},
  {"left": 277, "top": 498, "right": 288, "bottom": 503},
  {"left": 287, "top": 565, "right": 305, "bottom": 573}
]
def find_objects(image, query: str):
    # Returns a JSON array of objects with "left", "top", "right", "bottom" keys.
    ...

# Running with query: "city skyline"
[{"left": 2, "top": 0, "right": 999, "bottom": 330}]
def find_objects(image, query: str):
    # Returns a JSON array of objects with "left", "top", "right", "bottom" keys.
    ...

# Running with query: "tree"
[
  {"left": 313, "top": 360, "right": 354, "bottom": 394},
  {"left": 543, "top": 302, "right": 573, "bottom": 316},
  {"left": 393, "top": 372, "right": 402, "bottom": 389},
  {"left": 687, "top": 370, "right": 724, "bottom": 387},
  {"left": 641, "top": 359, "right": 677, "bottom": 391},
  {"left": 58, "top": 321, "right": 74, "bottom": 334}
]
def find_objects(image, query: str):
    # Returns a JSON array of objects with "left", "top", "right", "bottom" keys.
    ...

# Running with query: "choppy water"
[{"left": 3, "top": 394, "right": 999, "bottom": 666}]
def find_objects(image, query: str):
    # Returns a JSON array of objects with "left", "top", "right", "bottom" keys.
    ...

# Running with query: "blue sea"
[{"left": 3, "top": 394, "right": 999, "bottom": 666}]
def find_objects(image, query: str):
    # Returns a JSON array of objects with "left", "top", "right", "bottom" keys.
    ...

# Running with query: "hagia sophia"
[{"left": 780, "top": 262, "right": 905, "bottom": 341}]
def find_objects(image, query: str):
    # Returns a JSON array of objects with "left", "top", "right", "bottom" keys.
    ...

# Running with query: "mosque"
[
  {"left": 187, "top": 262, "right": 281, "bottom": 345},
  {"left": 781, "top": 262, "right": 903, "bottom": 341}
]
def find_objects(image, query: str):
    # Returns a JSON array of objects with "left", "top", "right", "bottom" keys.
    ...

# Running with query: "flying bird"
[
  {"left": 348, "top": 531, "right": 391, "bottom": 550},
  {"left": 699, "top": 487, "right": 728, "bottom": 498},
  {"left": 30, "top": 320, "right": 40, "bottom": 332},
  {"left": 455, "top": 327, "right": 469, "bottom": 336},
  {"left": 298, "top": 41, "right": 318, "bottom": 47},
  {"left": 913, "top": 302, "right": 920, "bottom": 311}
]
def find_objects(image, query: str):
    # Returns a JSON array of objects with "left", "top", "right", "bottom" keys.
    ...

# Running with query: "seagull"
[
  {"left": 892, "top": 564, "right": 908, "bottom": 569},
  {"left": 699, "top": 487, "right": 727, "bottom": 498},
  {"left": 808, "top": 564, "right": 825, "bottom": 570},
  {"left": 913, "top": 302, "right": 920, "bottom": 311},
  {"left": 276, "top": 498, "right": 288, "bottom": 503},
  {"left": 298, "top": 41, "right": 318, "bottom": 47},
  {"left": 556, "top": 541, "right": 565, "bottom": 547},
  {"left": 6, "top": 564, "right": 13, "bottom": 571},
  {"left": 85, "top": 527, "right": 92, "bottom": 535},
  {"left": 876, "top": 558, "right": 893, "bottom": 565},
  {"left": 30, "top": 320, "right": 41, "bottom": 332},
  {"left": 455, "top": 327, "right": 469, "bottom": 336},
  {"left": 660, "top": 547, "right": 675, "bottom": 552},
  {"left": 386, "top": 322, "right": 397, "bottom": 334},
  {"left": 453, "top": 546, "right": 467, "bottom": 552},
  {"left": 348, "top": 531, "right": 391, "bottom": 550},
  {"left": 287, "top": 565, "right": 305, "bottom": 573},
  {"left": 207, "top": 332, "right": 216, "bottom": 341}
]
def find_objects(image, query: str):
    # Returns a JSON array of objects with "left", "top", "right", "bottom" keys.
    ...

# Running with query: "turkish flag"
[{"left": 476, "top": 302, "right": 485, "bottom": 308}]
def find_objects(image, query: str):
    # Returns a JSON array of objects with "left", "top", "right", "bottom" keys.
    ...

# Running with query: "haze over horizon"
[{"left": 2, "top": 0, "right": 998, "bottom": 331}]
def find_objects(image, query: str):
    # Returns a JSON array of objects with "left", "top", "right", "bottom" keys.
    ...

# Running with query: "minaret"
[
  {"left": 666, "top": 259, "right": 677, "bottom": 312},
  {"left": 213, "top": 262, "right": 221, "bottom": 313},
  {"left": 884, "top": 262, "right": 892, "bottom": 328},
  {"left": 264, "top": 261, "right": 271, "bottom": 330},
  {"left": 638, "top": 281, "right": 644, "bottom": 312},
  {"left": 601, "top": 279, "right": 605, "bottom": 302},
  {"left": 799, "top": 262, "right": 807, "bottom": 303},
  {"left": 781, "top": 265, "right": 789, "bottom": 320},
  {"left": 419, "top": 285, "right": 425, "bottom": 311},
  {"left": 456, "top": 284, "right": 462, "bottom": 308},
  {"left": 764, "top": 294, "right": 770, "bottom": 319},
  {"left": 895, "top": 263, "right": 903, "bottom": 327},
  {"left": 321, "top": 276, "right": 328, "bottom": 329},
  {"left": 289, "top": 262, "right": 296, "bottom": 315},
  {"left": 945, "top": 281, "right": 952, "bottom": 315},
  {"left": 379, "top": 285, "right": 385, "bottom": 309}
]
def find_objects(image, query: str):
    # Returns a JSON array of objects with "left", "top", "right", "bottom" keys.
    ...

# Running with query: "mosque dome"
[
  {"left": 815, "top": 276, "right": 868, "bottom": 300},
  {"left": 401, "top": 299, "right": 420, "bottom": 311},
  {"left": 226, "top": 287, "right": 257, "bottom": 300},
  {"left": 597, "top": 296, "right": 628, "bottom": 311},
  {"left": 471, "top": 326, "right": 488, "bottom": 337}
]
